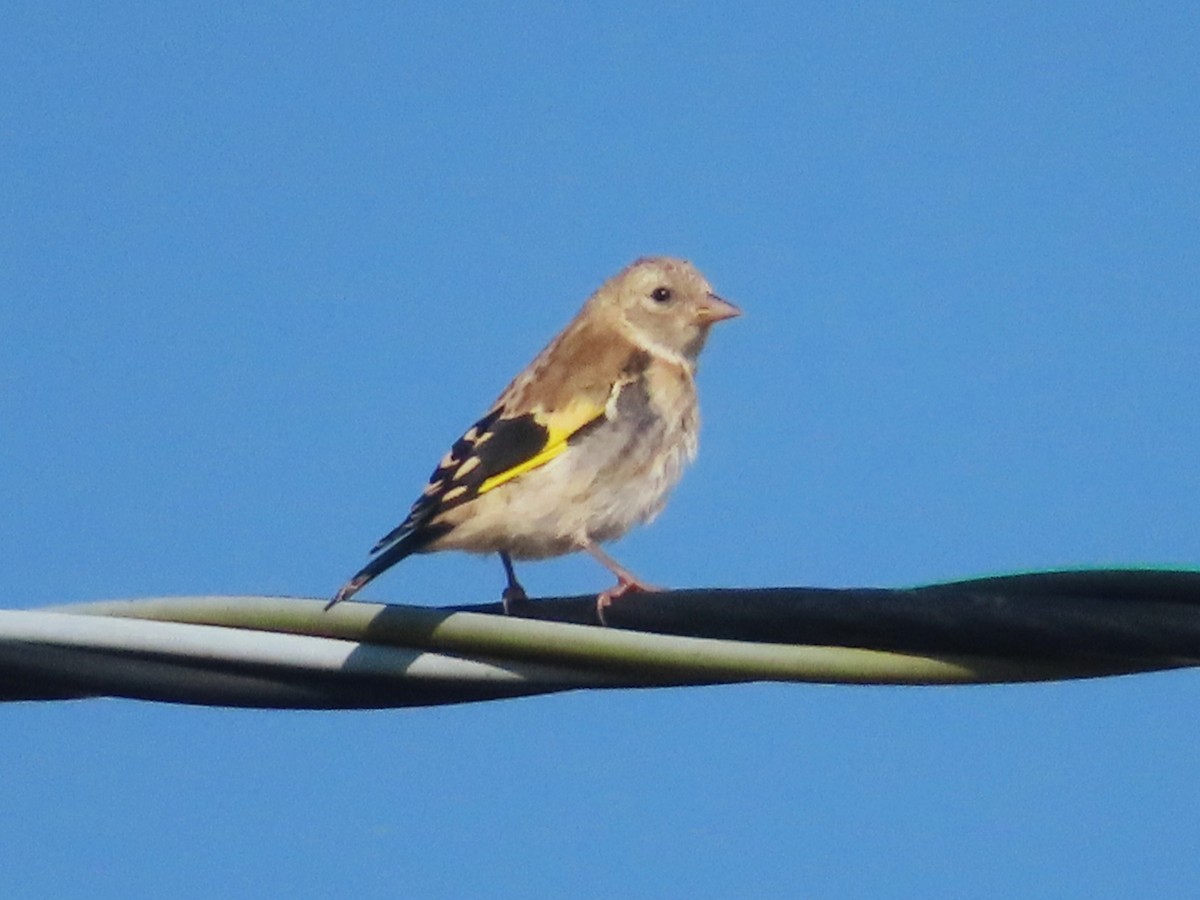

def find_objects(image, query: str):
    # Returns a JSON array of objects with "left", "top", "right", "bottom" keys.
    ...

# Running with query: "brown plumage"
[{"left": 330, "top": 257, "right": 740, "bottom": 621}]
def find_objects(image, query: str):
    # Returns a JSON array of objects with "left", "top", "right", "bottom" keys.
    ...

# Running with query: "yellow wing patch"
[{"left": 477, "top": 398, "right": 606, "bottom": 494}]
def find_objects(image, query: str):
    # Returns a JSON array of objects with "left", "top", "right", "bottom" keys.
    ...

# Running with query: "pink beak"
[{"left": 697, "top": 292, "right": 742, "bottom": 323}]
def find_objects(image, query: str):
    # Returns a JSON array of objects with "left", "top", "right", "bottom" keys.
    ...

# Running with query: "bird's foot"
[
  {"left": 501, "top": 583, "right": 529, "bottom": 616},
  {"left": 595, "top": 575, "right": 661, "bottom": 626},
  {"left": 498, "top": 552, "right": 531, "bottom": 616}
]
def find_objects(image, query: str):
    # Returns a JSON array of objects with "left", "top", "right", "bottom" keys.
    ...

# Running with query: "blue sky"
[{"left": 4, "top": 3, "right": 1200, "bottom": 897}]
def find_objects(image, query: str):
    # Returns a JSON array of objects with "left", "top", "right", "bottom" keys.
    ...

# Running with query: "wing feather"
[
  {"left": 370, "top": 326, "right": 651, "bottom": 558},
  {"left": 370, "top": 398, "right": 606, "bottom": 555}
]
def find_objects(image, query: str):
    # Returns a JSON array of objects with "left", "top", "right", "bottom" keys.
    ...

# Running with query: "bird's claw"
[
  {"left": 501, "top": 583, "right": 529, "bottom": 616},
  {"left": 595, "top": 576, "right": 660, "bottom": 626}
]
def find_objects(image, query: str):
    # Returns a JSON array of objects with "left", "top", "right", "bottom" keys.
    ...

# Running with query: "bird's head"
[{"left": 599, "top": 257, "right": 741, "bottom": 364}]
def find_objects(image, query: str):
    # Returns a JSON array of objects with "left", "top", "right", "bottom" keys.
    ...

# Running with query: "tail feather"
[
  {"left": 326, "top": 524, "right": 450, "bottom": 610},
  {"left": 370, "top": 519, "right": 415, "bottom": 555}
]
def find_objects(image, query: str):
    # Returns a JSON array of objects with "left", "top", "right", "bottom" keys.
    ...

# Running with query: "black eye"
[{"left": 650, "top": 286, "right": 673, "bottom": 303}]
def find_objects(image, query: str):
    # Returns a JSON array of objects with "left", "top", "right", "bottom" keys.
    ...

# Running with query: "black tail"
[{"left": 325, "top": 525, "right": 448, "bottom": 610}]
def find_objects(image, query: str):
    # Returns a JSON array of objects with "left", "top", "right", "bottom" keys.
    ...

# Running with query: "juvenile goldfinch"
[{"left": 330, "top": 256, "right": 740, "bottom": 619}]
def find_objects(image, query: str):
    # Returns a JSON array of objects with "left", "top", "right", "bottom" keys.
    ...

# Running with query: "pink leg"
[{"left": 582, "top": 541, "right": 661, "bottom": 625}]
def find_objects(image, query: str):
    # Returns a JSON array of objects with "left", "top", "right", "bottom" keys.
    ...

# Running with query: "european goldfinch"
[{"left": 330, "top": 257, "right": 740, "bottom": 618}]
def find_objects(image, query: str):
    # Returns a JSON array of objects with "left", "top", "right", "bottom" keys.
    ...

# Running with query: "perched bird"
[{"left": 329, "top": 256, "right": 740, "bottom": 620}]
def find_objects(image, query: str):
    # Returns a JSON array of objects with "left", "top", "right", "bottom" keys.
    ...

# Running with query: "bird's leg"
[
  {"left": 499, "top": 552, "right": 528, "bottom": 615},
  {"left": 582, "top": 540, "right": 662, "bottom": 625}
]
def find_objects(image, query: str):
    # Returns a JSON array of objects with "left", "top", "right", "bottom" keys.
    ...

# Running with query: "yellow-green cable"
[{"left": 57, "top": 596, "right": 1175, "bottom": 686}]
